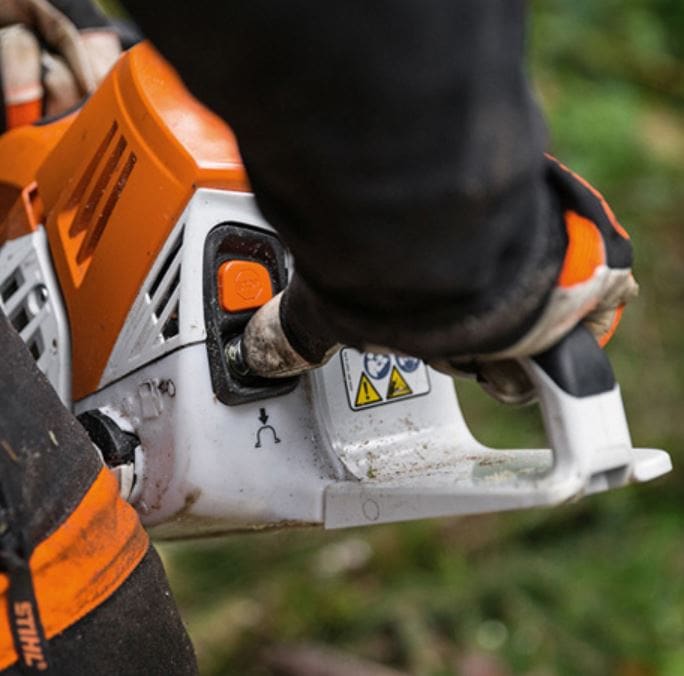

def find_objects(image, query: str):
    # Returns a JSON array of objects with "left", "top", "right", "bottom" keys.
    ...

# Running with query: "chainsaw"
[{"left": 0, "top": 43, "right": 672, "bottom": 539}]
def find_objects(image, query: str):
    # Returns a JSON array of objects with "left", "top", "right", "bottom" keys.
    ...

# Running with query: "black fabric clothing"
[
  {"left": 0, "top": 312, "right": 198, "bottom": 675},
  {"left": 0, "top": 312, "right": 100, "bottom": 553},
  {"left": 122, "top": 0, "right": 565, "bottom": 361}
]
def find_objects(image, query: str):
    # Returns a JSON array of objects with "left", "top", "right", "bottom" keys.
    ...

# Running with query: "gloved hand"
[
  {"left": 0, "top": 0, "right": 121, "bottom": 131},
  {"left": 231, "top": 155, "right": 637, "bottom": 407},
  {"left": 432, "top": 155, "right": 638, "bottom": 404}
]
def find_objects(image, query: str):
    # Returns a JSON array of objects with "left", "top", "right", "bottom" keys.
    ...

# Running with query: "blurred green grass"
[{"left": 155, "top": 2, "right": 683, "bottom": 674}]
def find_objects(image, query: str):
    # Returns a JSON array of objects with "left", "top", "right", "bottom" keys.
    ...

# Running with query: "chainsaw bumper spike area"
[{"left": 0, "top": 44, "right": 671, "bottom": 539}]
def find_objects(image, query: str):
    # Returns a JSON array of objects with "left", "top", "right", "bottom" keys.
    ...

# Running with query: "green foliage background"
[{"left": 153, "top": 3, "right": 684, "bottom": 674}]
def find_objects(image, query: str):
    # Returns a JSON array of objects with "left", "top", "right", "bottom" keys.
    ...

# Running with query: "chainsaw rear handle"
[
  {"left": 531, "top": 323, "right": 616, "bottom": 398},
  {"left": 523, "top": 324, "right": 634, "bottom": 483}
]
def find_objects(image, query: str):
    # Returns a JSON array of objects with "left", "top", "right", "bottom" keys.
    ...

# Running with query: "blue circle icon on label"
[
  {"left": 396, "top": 356, "right": 420, "bottom": 373},
  {"left": 364, "top": 353, "right": 391, "bottom": 380}
]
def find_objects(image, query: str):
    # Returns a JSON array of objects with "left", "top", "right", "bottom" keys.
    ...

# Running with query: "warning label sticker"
[
  {"left": 340, "top": 348, "right": 431, "bottom": 411},
  {"left": 386, "top": 366, "right": 412, "bottom": 399},
  {"left": 354, "top": 373, "right": 383, "bottom": 407}
]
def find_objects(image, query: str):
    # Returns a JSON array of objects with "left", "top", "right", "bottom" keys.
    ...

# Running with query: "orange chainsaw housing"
[{"left": 0, "top": 42, "right": 249, "bottom": 399}]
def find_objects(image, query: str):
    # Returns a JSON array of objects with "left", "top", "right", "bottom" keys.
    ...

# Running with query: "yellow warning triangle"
[
  {"left": 355, "top": 373, "right": 383, "bottom": 407},
  {"left": 386, "top": 366, "right": 413, "bottom": 399}
]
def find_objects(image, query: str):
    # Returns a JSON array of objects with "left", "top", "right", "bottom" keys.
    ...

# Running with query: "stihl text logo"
[{"left": 13, "top": 601, "right": 47, "bottom": 671}]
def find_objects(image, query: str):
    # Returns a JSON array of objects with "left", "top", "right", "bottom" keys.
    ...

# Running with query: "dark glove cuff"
[
  {"left": 280, "top": 275, "right": 338, "bottom": 363},
  {"left": 545, "top": 155, "right": 632, "bottom": 269}
]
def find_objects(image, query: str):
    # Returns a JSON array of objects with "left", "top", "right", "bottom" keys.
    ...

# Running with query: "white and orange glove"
[
  {"left": 0, "top": 0, "right": 121, "bottom": 131},
  {"left": 433, "top": 155, "right": 639, "bottom": 404}
]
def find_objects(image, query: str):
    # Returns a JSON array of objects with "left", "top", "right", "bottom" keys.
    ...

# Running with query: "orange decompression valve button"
[{"left": 218, "top": 260, "right": 274, "bottom": 312}]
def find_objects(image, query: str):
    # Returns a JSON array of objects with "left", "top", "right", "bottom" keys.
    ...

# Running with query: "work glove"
[
  {"left": 431, "top": 155, "right": 638, "bottom": 404},
  {"left": 233, "top": 156, "right": 637, "bottom": 406},
  {"left": 0, "top": 0, "right": 121, "bottom": 131}
]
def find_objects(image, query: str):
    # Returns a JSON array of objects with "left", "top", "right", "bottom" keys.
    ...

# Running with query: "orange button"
[{"left": 218, "top": 260, "right": 273, "bottom": 312}]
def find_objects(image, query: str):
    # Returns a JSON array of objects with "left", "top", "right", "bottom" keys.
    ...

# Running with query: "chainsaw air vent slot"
[
  {"left": 1, "top": 270, "right": 22, "bottom": 303},
  {"left": 10, "top": 306, "right": 30, "bottom": 333},
  {"left": 148, "top": 229, "right": 183, "bottom": 342},
  {"left": 153, "top": 268, "right": 180, "bottom": 321},
  {"left": 149, "top": 230, "right": 183, "bottom": 299},
  {"left": 27, "top": 331, "right": 44, "bottom": 361},
  {"left": 6, "top": 282, "right": 50, "bottom": 335},
  {"left": 160, "top": 300, "right": 180, "bottom": 340}
]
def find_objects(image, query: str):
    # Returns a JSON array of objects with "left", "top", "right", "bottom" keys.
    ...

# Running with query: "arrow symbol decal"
[{"left": 258, "top": 408, "right": 269, "bottom": 425}]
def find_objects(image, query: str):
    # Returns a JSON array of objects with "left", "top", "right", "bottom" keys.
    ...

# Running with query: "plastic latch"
[{"left": 218, "top": 260, "right": 273, "bottom": 312}]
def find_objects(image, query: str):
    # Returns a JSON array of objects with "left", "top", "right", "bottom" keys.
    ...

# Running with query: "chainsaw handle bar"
[
  {"left": 531, "top": 324, "right": 616, "bottom": 398},
  {"left": 522, "top": 324, "right": 633, "bottom": 483}
]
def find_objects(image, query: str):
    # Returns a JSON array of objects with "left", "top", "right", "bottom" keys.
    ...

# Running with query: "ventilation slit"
[
  {"left": 10, "top": 306, "right": 30, "bottom": 333},
  {"left": 78, "top": 150, "right": 137, "bottom": 263},
  {"left": 27, "top": 332, "right": 44, "bottom": 361},
  {"left": 149, "top": 230, "right": 184, "bottom": 299},
  {"left": 161, "top": 302, "right": 180, "bottom": 340},
  {"left": 147, "top": 228, "right": 184, "bottom": 343},
  {"left": 154, "top": 268, "right": 180, "bottom": 320},
  {"left": 1, "top": 270, "right": 23, "bottom": 303},
  {"left": 66, "top": 121, "right": 119, "bottom": 222}
]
